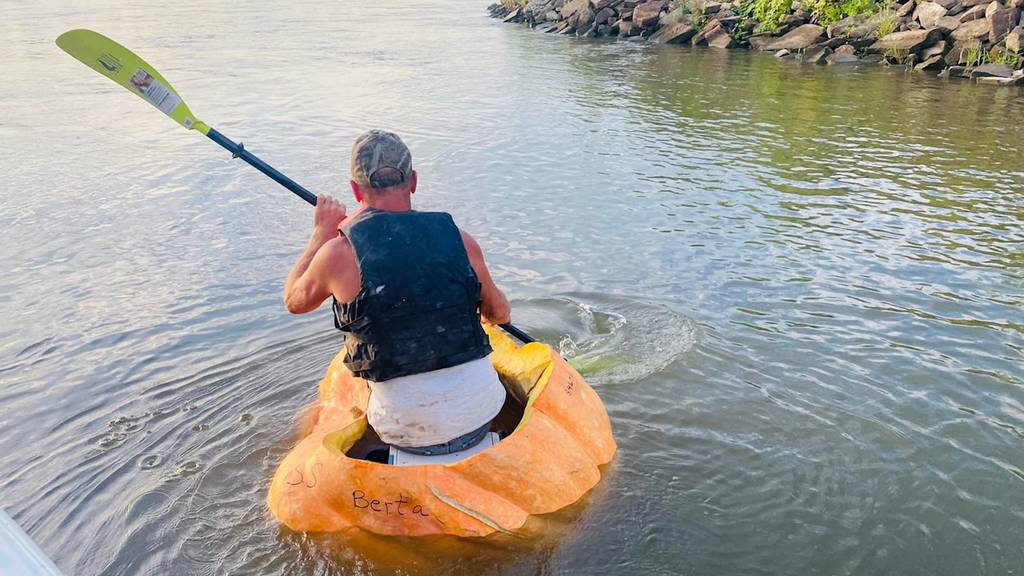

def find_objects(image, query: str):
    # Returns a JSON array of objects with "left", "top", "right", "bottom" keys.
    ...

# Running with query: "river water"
[{"left": 2, "top": 1, "right": 1022, "bottom": 575}]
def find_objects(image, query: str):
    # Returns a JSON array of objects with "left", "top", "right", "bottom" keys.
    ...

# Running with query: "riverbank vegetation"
[{"left": 489, "top": 0, "right": 1024, "bottom": 87}]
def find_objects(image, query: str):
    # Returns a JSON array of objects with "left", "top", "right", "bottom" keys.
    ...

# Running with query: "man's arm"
[
  {"left": 283, "top": 196, "right": 348, "bottom": 314},
  {"left": 460, "top": 230, "right": 511, "bottom": 325}
]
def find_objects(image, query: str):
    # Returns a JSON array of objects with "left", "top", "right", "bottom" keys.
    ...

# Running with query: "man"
[{"left": 283, "top": 130, "right": 511, "bottom": 456}]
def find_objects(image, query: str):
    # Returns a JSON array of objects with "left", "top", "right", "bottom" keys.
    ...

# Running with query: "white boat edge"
[{"left": 0, "top": 509, "right": 64, "bottom": 576}]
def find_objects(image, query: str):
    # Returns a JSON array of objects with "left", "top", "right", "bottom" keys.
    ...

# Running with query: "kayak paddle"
[{"left": 55, "top": 29, "right": 535, "bottom": 344}]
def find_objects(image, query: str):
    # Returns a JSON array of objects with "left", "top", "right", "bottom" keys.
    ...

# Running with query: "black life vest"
[{"left": 332, "top": 207, "right": 492, "bottom": 382}]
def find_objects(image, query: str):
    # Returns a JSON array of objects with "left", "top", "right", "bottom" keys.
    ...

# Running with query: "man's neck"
[{"left": 362, "top": 194, "right": 412, "bottom": 213}]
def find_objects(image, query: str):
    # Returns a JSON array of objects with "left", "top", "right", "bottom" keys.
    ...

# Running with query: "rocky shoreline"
[{"left": 488, "top": 0, "right": 1024, "bottom": 87}]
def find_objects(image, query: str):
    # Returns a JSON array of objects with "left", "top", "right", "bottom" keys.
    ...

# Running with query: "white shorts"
[{"left": 366, "top": 357, "right": 506, "bottom": 448}]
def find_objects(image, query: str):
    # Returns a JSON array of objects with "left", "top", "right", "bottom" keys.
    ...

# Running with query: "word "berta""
[{"left": 352, "top": 490, "right": 429, "bottom": 517}]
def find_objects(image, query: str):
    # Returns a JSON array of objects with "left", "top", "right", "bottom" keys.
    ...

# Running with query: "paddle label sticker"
[
  {"left": 95, "top": 53, "right": 122, "bottom": 75},
  {"left": 128, "top": 68, "right": 181, "bottom": 116}
]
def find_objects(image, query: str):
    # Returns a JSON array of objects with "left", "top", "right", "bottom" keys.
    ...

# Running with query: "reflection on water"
[{"left": 1, "top": 1, "right": 1022, "bottom": 574}]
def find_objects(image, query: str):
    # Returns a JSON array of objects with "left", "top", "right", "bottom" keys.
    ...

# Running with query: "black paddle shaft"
[
  {"left": 206, "top": 128, "right": 318, "bottom": 206},
  {"left": 206, "top": 127, "right": 534, "bottom": 345},
  {"left": 499, "top": 323, "right": 535, "bottom": 344}
]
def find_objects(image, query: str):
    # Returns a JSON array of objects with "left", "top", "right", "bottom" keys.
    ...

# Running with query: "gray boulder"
[
  {"left": 659, "top": 6, "right": 689, "bottom": 26},
  {"left": 747, "top": 33, "right": 776, "bottom": 49},
  {"left": 781, "top": 12, "right": 809, "bottom": 26},
  {"left": 692, "top": 19, "right": 735, "bottom": 47},
  {"left": 653, "top": 21, "right": 697, "bottom": 42},
  {"left": 944, "top": 40, "right": 979, "bottom": 64},
  {"left": 915, "top": 54, "right": 947, "bottom": 68},
  {"left": 958, "top": 5, "right": 986, "bottom": 21},
  {"left": 920, "top": 39, "right": 949, "bottom": 58},
  {"left": 802, "top": 44, "right": 833, "bottom": 63},
  {"left": 595, "top": 7, "right": 617, "bottom": 24},
  {"left": 869, "top": 28, "right": 943, "bottom": 52},
  {"left": 827, "top": 14, "right": 875, "bottom": 39},
  {"left": 523, "top": 0, "right": 551, "bottom": 19},
  {"left": 502, "top": 7, "right": 523, "bottom": 22},
  {"left": 574, "top": 5, "right": 596, "bottom": 26},
  {"left": 707, "top": 26, "right": 736, "bottom": 47},
  {"left": 560, "top": 0, "right": 591, "bottom": 21},
  {"left": 945, "top": 0, "right": 965, "bottom": 15},
  {"left": 987, "top": 6, "right": 1020, "bottom": 43},
  {"left": 950, "top": 17, "right": 991, "bottom": 40},
  {"left": 934, "top": 15, "right": 962, "bottom": 30},
  {"left": 827, "top": 52, "right": 862, "bottom": 64},
  {"left": 632, "top": 0, "right": 667, "bottom": 28},
  {"left": 763, "top": 24, "right": 825, "bottom": 50},
  {"left": 971, "top": 62, "right": 1014, "bottom": 76},
  {"left": 914, "top": 1, "right": 949, "bottom": 28},
  {"left": 1006, "top": 26, "right": 1024, "bottom": 52},
  {"left": 702, "top": 2, "right": 724, "bottom": 15},
  {"left": 715, "top": 9, "right": 740, "bottom": 23},
  {"left": 976, "top": 75, "right": 1024, "bottom": 85}
]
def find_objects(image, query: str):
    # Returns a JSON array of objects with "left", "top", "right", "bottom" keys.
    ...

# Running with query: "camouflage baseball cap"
[{"left": 351, "top": 130, "right": 413, "bottom": 189}]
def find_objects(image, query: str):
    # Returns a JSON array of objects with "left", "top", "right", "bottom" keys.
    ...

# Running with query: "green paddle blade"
[
  {"left": 568, "top": 354, "right": 628, "bottom": 376},
  {"left": 56, "top": 29, "right": 209, "bottom": 134}
]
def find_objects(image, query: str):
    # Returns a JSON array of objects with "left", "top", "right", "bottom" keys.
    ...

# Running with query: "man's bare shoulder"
[
  {"left": 311, "top": 234, "right": 360, "bottom": 302},
  {"left": 458, "top": 228, "right": 483, "bottom": 258},
  {"left": 317, "top": 234, "right": 356, "bottom": 263}
]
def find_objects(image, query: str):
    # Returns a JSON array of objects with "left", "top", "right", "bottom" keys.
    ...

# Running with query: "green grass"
[
  {"left": 882, "top": 46, "right": 914, "bottom": 65},
  {"left": 737, "top": 0, "right": 792, "bottom": 32},
  {"left": 746, "top": 0, "right": 793, "bottom": 32},
  {"left": 806, "top": 0, "right": 883, "bottom": 26},
  {"left": 662, "top": 5, "right": 686, "bottom": 23},
  {"left": 956, "top": 42, "right": 1021, "bottom": 68},
  {"left": 500, "top": 0, "right": 528, "bottom": 9},
  {"left": 874, "top": 7, "right": 899, "bottom": 37},
  {"left": 962, "top": 40, "right": 984, "bottom": 67},
  {"left": 742, "top": 0, "right": 886, "bottom": 32},
  {"left": 733, "top": 1, "right": 757, "bottom": 42},
  {"left": 988, "top": 48, "right": 1022, "bottom": 68},
  {"left": 671, "top": 0, "right": 710, "bottom": 27}
]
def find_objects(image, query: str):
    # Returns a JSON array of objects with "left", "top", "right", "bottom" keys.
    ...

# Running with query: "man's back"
[
  {"left": 286, "top": 205, "right": 509, "bottom": 325},
  {"left": 282, "top": 129, "right": 510, "bottom": 453},
  {"left": 331, "top": 207, "right": 492, "bottom": 383}
]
